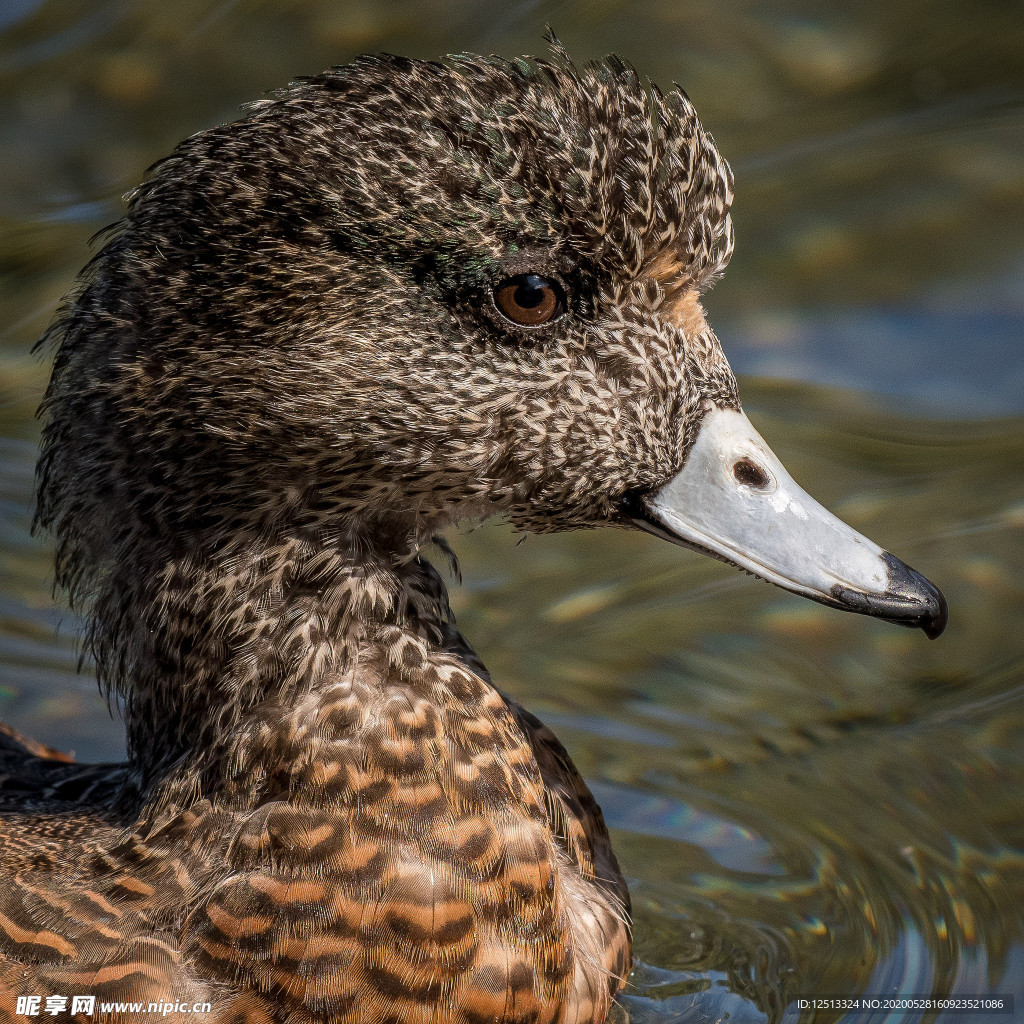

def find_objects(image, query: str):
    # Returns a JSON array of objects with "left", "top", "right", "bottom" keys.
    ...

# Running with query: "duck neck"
[{"left": 114, "top": 517, "right": 458, "bottom": 799}]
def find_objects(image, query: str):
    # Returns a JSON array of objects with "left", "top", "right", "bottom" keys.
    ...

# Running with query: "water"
[{"left": 1, "top": 2, "right": 1022, "bottom": 1021}]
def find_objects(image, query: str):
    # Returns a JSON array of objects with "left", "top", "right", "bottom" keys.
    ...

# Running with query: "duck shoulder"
[{"left": 0, "top": 626, "right": 629, "bottom": 1024}]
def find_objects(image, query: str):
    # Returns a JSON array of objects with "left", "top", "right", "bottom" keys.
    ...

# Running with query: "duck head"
[{"left": 38, "top": 45, "right": 946, "bottom": 658}]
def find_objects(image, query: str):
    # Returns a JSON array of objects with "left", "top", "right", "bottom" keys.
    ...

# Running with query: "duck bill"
[{"left": 627, "top": 407, "right": 947, "bottom": 638}]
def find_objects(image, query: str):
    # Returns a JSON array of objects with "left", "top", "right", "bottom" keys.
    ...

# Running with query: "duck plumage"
[{"left": 0, "top": 40, "right": 946, "bottom": 1024}]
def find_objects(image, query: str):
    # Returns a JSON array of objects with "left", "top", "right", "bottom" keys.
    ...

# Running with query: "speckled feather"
[{"left": 2, "top": 43, "right": 737, "bottom": 1024}]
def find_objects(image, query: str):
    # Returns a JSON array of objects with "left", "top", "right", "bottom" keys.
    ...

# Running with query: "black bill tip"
[{"left": 831, "top": 552, "right": 948, "bottom": 639}]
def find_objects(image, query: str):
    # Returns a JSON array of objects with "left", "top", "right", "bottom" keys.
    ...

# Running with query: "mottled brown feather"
[{"left": 1, "top": 41, "right": 743, "bottom": 1024}]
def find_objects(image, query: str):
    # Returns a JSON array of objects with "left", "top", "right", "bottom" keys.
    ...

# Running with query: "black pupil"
[{"left": 513, "top": 275, "right": 548, "bottom": 309}]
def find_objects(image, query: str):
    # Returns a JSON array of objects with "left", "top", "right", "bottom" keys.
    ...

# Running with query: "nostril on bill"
[{"left": 733, "top": 457, "right": 771, "bottom": 489}]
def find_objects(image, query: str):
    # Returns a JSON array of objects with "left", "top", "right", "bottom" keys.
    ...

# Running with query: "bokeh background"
[{"left": 1, "top": 2, "right": 1022, "bottom": 1021}]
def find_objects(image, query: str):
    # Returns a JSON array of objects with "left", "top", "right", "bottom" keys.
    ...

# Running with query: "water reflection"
[
  {"left": 727, "top": 305, "right": 1024, "bottom": 418},
  {"left": 1, "top": 1, "right": 1022, "bottom": 1021}
]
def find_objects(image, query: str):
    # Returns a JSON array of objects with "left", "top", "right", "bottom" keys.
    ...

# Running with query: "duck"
[{"left": 0, "top": 43, "right": 946, "bottom": 1024}]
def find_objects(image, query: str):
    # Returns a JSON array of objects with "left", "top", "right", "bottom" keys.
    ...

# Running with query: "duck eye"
[{"left": 493, "top": 274, "right": 566, "bottom": 328}]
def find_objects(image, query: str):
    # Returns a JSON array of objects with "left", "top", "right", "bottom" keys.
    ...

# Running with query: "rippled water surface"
[{"left": 1, "top": 2, "right": 1022, "bottom": 1021}]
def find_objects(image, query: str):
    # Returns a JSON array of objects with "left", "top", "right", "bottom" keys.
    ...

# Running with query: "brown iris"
[{"left": 493, "top": 274, "right": 565, "bottom": 327}]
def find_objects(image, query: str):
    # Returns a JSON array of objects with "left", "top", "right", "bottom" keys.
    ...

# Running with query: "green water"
[{"left": 1, "top": 2, "right": 1022, "bottom": 1021}]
